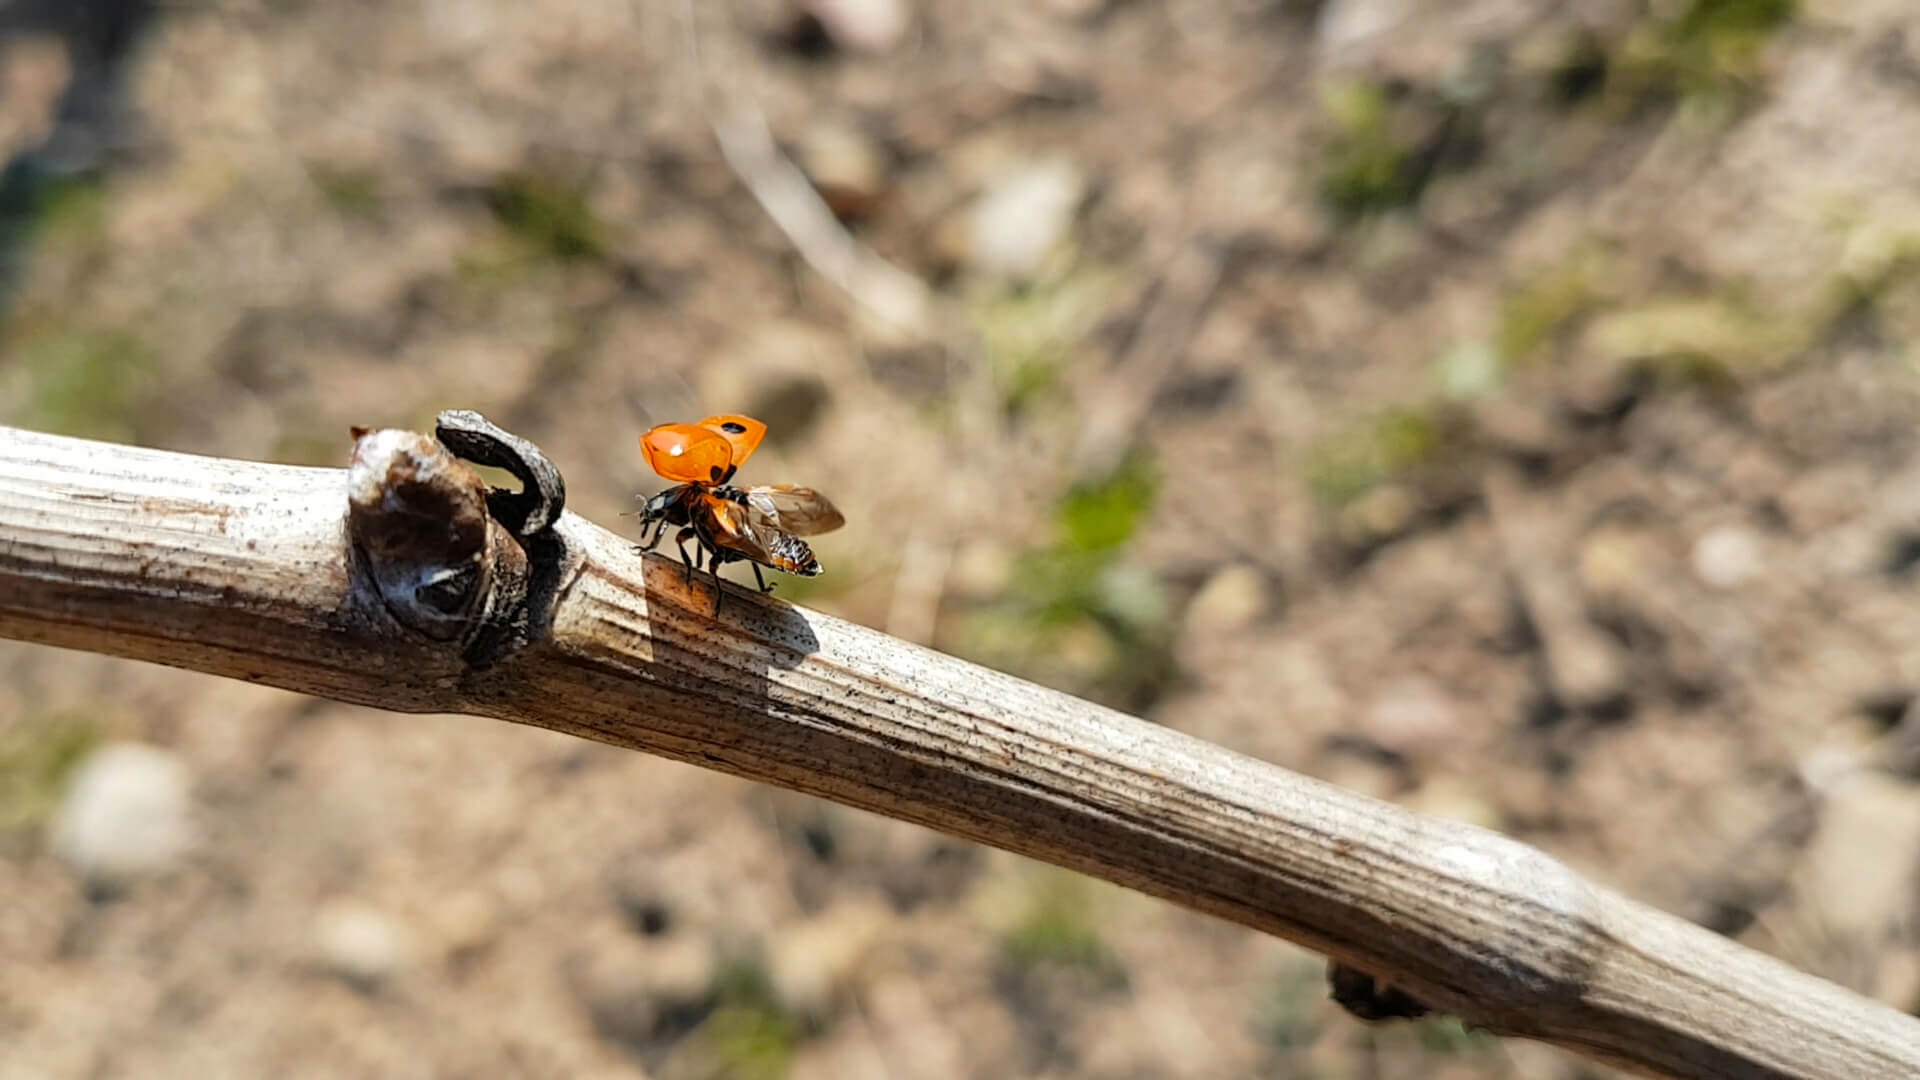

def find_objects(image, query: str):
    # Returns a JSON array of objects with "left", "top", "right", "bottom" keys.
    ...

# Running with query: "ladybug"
[{"left": 634, "top": 414, "right": 844, "bottom": 611}]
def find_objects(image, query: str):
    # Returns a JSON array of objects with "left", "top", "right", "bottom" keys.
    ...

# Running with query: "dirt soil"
[{"left": 6, "top": 1, "right": 1920, "bottom": 1077}]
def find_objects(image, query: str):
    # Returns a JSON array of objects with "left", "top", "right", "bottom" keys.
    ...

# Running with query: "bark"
[{"left": 1, "top": 417, "right": 1915, "bottom": 1079}]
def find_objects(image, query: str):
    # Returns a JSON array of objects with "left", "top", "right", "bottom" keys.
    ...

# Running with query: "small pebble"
[
  {"left": 948, "top": 539, "right": 1014, "bottom": 599},
  {"left": 1045, "top": 0, "right": 1108, "bottom": 18},
  {"left": 1183, "top": 563, "right": 1270, "bottom": 640},
  {"left": 801, "top": 0, "right": 911, "bottom": 54},
  {"left": 1576, "top": 526, "right": 1645, "bottom": 600},
  {"left": 1473, "top": 396, "right": 1559, "bottom": 461},
  {"left": 801, "top": 121, "right": 890, "bottom": 223},
  {"left": 1435, "top": 340, "right": 1505, "bottom": 401},
  {"left": 49, "top": 742, "right": 195, "bottom": 890},
  {"left": 433, "top": 889, "right": 502, "bottom": 960},
  {"left": 315, "top": 901, "right": 414, "bottom": 988},
  {"left": 574, "top": 934, "right": 719, "bottom": 1049},
  {"left": 1400, "top": 776, "right": 1502, "bottom": 830},
  {"left": 1336, "top": 484, "right": 1417, "bottom": 548},
  {"left": 1544, "top": 631, "right": 1629, "bottom": 715},
  {"left": 1799, "top": 772, "right": 1920, "bottom": 938},
  {"left": 767, "top": 898, "right": 890, "bottom": 1021},
  {"left": 1363, "top": 677, "right": 1461, "bottom": 760},
  {"left": 1691, "top": 525, "right": 1764, "bottom": 590},
  {"left": 966, "top": 158, "right": 1084, "bottom": 280}
]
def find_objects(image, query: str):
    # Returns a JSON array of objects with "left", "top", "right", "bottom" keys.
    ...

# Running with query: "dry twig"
[
  {"left": 1485, "top": 463, "right": 1632, "bottom": 715},
  {"left": 678, "top": 0, "right": 936, "bottom": 341},
  {"left": 1070, "top": 234, "right": 1230, "bottom": 478},
  {"left": 2, "top": 417, "right": 1918, "bottom": 1079}
]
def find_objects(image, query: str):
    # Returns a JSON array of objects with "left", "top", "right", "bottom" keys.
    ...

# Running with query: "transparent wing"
[
  {"left": 742, "top": 485, "right": 845, "bottom": 537},
  {"left": 697, "top": 496, "right": 822, "bottom": 576}
]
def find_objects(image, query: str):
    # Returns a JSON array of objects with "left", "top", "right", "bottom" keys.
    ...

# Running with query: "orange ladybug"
[{"left": 635, "top": 414, "right": 844, "bottom": 611}]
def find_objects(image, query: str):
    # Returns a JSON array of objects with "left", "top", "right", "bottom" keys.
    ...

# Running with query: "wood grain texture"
[{"left": 2, "top": 422, "right": 1916, "bottom": 1079}]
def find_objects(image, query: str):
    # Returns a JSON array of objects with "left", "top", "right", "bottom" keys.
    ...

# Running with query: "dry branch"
[
  {"left": 679, "top": 0, "right": 936, "bottom": 342},
  {"left": 1, "top": 418, "right": 1917, "bottom": 1079}
]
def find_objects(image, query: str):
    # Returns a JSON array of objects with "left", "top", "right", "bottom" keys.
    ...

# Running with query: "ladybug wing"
[
  {"left": 698, "top": 495, "right": 823, "bottom": 577},
  {"left": 698, "top": 414, "right": 769, "bottom": 470},
  {"left": 641, "top": 424, "right": 734, "bottom": 485},
  {"left": 742, "top": 485, "right": 845, "bottom": 538}
]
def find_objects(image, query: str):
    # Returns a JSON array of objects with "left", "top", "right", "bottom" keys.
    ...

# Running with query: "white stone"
[
  {"left": 1800, "top": 773, "right": 1920, "bottom": 938},
  {"left": 767, "top": 898, "right": 890, "bottom": 1020},
  {"left": 966, "top": 158, "right": 1084, "bottom": 280},
  {"left": 49, "top": 742, "right": 195, "bottom": 888},
  {"left": 1317, "top": 0, "right": 1412, "bottom": 61},
  {"left": 1692, "top": 525, "right": 1765, "bottom": 590},
  {"left": 804, "top": 0, "right": 911, "bottom": 55},
  {"left": 1364, "top": 677, "right": 1461, "bottom": 759},
  {"left": 1183, "top": 563, "right": 1269, "bottom": 638},
  {"left": 315, "top": 901, "right": 414, "bottom": 987}
]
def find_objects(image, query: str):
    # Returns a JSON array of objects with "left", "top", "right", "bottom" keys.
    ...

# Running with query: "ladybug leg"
[
  {"left": 689, "top": 518, "right": 728, "bottom": 616},
  {"left": 674, "top": 528, "right": 700, "bottom": 586},
  {"left": 751, "top": 562, "right": 773, "bottom": 594},
  {"left": 705, "top": 550, "right": 727, "bottom": 617}
]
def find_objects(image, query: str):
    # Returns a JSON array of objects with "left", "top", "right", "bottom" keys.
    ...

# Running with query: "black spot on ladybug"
[
  {"left": 721, "top": 422, "right": 747, "bottom": 434},
  {"left": 710, "top": 466, "right": 726, "bottom": 483}
]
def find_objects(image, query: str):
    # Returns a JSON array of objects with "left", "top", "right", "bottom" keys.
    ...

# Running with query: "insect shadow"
[{"left": 634, "top": 548, "right": 823, "bottom": 665}]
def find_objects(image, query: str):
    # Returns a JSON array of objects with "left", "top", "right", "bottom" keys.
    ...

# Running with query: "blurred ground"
[{"left": 5, "top": 0, "right": 1920, "bottom": 1076}]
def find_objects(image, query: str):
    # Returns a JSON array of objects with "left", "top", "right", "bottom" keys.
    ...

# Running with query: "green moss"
[
  {"left": 1494, "top": 243, "right": 1807, "bottom": 397},
  {"left": 704, "top": 1006, "right": 797, "bottom": 1080},
  {"left": 1821, "top": 219, "right": 1920, "bottom": 332},
  {"left": 0, "top": 167, "right": 107, "bottom": 298},
  {"left": 958, "top": 454, "right": 1174, "bottom": 709},
  {"left": 1010, "top": 457, "right": 1164, "bottom": 638},
  {"left": 1495, "top": 254, "right": 1607, "bottom": 365},
  {"left": 998, "top": 876, "right": 1128, "bottom": 991},
  {"left": 12, "top": 327, "right": 156, "bottom": 441},
  {"left": 702, "top": 958, "right": 801, "bottom": 1080},
  {"left": 1413, "top": 1015, "right": 1500, "bottom": 1055},
  {"left": 0, "top": 711, "right": 102, "bottom": 834},
  {"left": 1318, "top": 80, "right": 1424, "bottom": 220},
  {"left": 1000, "top": 453, "right": 1159, "bottom": 629},
  {"left": 452, "top": 242, "right": 519, "bottom": 289},
  {"left": 1670, "top": 0, "right": 1796, "bottom": 70},
  {"left": 34, "top": 175, "right": 109, "bottom": 244},
  {"left": 1582, "top": 294, "right": 1798, "bottom": 375},
  {"left": 1058, "top": 453, "right": 1158, "bottom": 556},
  {"left": 969, "top": 268, "right": 1117, "bottom": 419},
  {"left": 1304, "top": 406, "right": 1457, "bottom": 508},
  {"left": 1252, "top": 961, "right": 1326, "bottom": 1054},
  {"left": 486, "top": 171, "right": 607, "bottom": 262},
  {"left": 308, "top": 164, "right": 384, "bottom": 219},
  {"left": 1433, "top": 340, "right": 1505, "bottom": 400},
  {"left": 1001, "top": 355, "right": 1060, "bottom": 418},
  {"left": 1613, "top": 0, "right": 1796, "bottom": 115}
]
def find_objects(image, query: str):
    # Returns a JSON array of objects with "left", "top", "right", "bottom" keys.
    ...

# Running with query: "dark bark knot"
[{"left": 346, "top": 411, "right": 576, "bottom": 668}]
